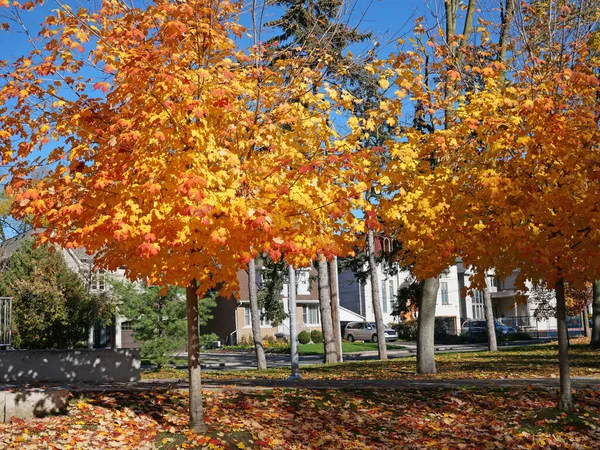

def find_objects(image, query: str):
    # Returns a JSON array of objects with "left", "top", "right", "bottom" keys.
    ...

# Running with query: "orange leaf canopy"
[{"left": 1, "top": 0, "right": 368, "bottom": 295}]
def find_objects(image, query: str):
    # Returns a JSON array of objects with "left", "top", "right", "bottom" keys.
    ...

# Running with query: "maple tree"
[
  {"left": 0, "top": 0, "right": 370, "bottom": 429},
  {"left": 368, "top": 0, "right": 600, "bottom": 408}
]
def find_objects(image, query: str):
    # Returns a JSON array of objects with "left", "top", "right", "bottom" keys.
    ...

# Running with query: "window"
[
  {"left": 302, "top": 305, "right": 320, "bottom": 325},
  {"left": 472, "top": 290, "right": 484, "bottom": 319},
  {"left": 244, "top": 307, "right": 271, "bottom": 327},
  {"left": 381, "top": 281, "right": 387, "bottom": 313},
  {"left": 297, "top": 269, "right": 311, "bottom": 295},
  {"left": 389, "top": 280, "right": 394, "bottom": 309},
  {"left": 90, "top": 270, "right": 106, "bottom": 291},
  {"left": 121, "top": 321, "right": 133, "bottom": 331},
  {"left": 441, "top": 282, "right": 449, "bottom": 305}
]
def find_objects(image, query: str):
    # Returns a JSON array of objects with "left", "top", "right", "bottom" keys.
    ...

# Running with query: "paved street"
[{"left": 170, "top": 339, "right": 553, "bottom": 371}]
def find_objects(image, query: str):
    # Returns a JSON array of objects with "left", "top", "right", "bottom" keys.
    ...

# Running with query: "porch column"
[
  {"left": 114, "top": 306, "right": 122, "bottom": 349},
  {"left": 87, "top": 326, "right": 94, "bottom": 349}
]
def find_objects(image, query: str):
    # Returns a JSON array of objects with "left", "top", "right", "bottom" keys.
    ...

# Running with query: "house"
[
  {"left": 203, "top": 262, "right": 365, "bottom": 345},
  {"left": 459, "top": 266, "right": 560, "bottom": 336},
  {"left": 337, "top": 235, "right": 562, "bottom": 337},
  {"left": 338, "top": 235, "right": 464, "bottom": 334}
]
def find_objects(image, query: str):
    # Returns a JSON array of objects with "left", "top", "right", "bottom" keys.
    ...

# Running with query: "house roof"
[
  {"left": 66, "top": 247, "right": 95, "bottom": 264},
  {"left": 0, "top": 229, "right": 38, "bottom": 266},
  {"left": 0, "top": 229, "right": 95, "bottom": 269}
]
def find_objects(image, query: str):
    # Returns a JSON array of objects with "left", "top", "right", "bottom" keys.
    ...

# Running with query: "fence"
[{"left": 0, "top": 297, "right": 11, "bottom": 349}]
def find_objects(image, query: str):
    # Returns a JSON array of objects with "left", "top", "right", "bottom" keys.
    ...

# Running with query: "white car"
[{"left": 343, "top": 322, "right": 398, "bottom": 343}]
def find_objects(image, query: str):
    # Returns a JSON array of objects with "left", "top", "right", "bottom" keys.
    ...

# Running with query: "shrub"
[
  {"left": 310, "top": 330, "right": 323, "bottom": 344},
  {"left": 506, "top": 331, "right": 533, "bottom": 341},
  {"left": 263, "top": 335, "right": 276, "bottom": 345},
  {"left": 199, "top": 332, "right": 220, "bottom": 349},
  {"left": 433, "top": 318, "right": 465, "bottom": 344},
  {"left": 435, "top": 332, "right": 468, "bottom": 345},
  {"left": 298, "top": 330, "right": 311, "bottom": 344},
  {"left": 394, "top": 320, "right": 418, "bottom": 341}
]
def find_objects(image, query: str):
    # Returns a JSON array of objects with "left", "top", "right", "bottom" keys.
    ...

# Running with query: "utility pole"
[{"left": 288, "top": 264, "right": 301, "bottom": 379}]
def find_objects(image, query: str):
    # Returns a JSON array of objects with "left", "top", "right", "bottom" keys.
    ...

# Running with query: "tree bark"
[
  {"left": 329, "top": 258, "right": 342, "bottom": 362},
  {"left": 483, "top": 276, "right": 498, "bottom": 351},
  {"left": 592, "top": 280, "right": 600, "bottom": 348},
  {"left": 288, "top": 265, "right": 301, "bottom": 379},
  {"left": 367, "top": 229, "right": 387, "bottom": 360},
  {"left": 317, "top": 255, "right": 337, "bottom": 363},
  {"left": 582, "top": 306, "right": 591, "bottom": 338},
  {"left": 417, "top": 277, "right": 439, "bottom": 374},
  {"left": 461, "top": 0, "right": 477, "bottom": 47},
  {"left": 186, "top": 280, "right": 208, "bottom": 432},
  {"left": 248, "top": 258, "right": 267, "bottom": 370},
  {"left": 555, "top": 279, "right": 572, "bottom": 410}
]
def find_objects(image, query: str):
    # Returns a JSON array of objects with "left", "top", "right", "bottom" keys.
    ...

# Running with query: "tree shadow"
[{"left": 0, "top": 348, "right": 141, "bottom": 384}]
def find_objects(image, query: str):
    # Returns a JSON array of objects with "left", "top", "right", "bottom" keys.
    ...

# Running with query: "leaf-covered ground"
[
  {"left": 143, "top": 340, "right": 600, "bottom": 381},
  {"left": 1, "top": 387, "right": 600, "bottom": 449}
]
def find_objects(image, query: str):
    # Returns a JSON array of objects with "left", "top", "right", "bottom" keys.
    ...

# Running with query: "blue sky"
[{"left": 0, "top": 0, "right": 428, "bottom": 61}]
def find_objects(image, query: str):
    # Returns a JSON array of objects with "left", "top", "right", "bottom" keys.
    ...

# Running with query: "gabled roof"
[
  {"left": 0, "top": 229, "right": 95, "bottom": 269},
  {"left": 0, "top": 229, "right": 38, "bottom": 267}
]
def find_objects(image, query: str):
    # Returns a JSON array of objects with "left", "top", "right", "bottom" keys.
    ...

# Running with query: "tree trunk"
[
  {"left": 555, "top": 279, "right": 572, "bottom": 410},
  {"left": 329, "top": 258, "right": 342, "bottom": 362},
  {"left": 317, "top": 255, "right": 337, "bottom": 363},
  {"left": 367, "top": 229, "right": 387, "bottom": 360},
  {"left": 186, "top": 280, "right": 208, "bottom": 432},
  {"left": 417, "top": 277, "right": 439, "bottom": 374},
  {"left": 248, "top": 258, "right": 267, "bottom": 370},
  {"left": 583, "top": 306, "right": 591, "bottom": 338},
  {"left": 483, "top": 276, "right": 498, "bottom": 351},
  {"left": 592, "top": 280, "right": 600, "bottom": 347}
]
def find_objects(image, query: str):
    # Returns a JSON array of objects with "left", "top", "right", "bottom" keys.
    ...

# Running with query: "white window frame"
[
  {"left": 244, "top": 306, "right": 271, "bottom": 328},
  {"left": 302, "top": 304, "right": 320, "bottom": 325},
  {"left": 472, "top": 290, "right": 484, "bottom": 319},
  {"left": 297, "top": 269, "right": 311, "bottom": 295},
  {"left": 90, "top": 270, "right": 107, "bottom": 292},
  {"left": 441, "top": 282, "right": 449, "bottom": 305}
]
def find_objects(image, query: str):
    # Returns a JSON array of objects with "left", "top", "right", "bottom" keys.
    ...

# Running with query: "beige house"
[{"left": 203, "top": 263, "right": 364, "bottom": 345}]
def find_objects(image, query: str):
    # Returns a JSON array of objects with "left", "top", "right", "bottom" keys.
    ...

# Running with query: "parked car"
[
  {"left": 461, "top": 320, "right": 515, "bottom": 335},
  {"left": 343, "top": 322, "right": 398, "bottom": 343}
]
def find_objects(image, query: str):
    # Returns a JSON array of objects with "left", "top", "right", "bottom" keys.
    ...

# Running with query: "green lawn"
[
  {"left": 298, "top": 341, "right": 406, "bottom": 355},
  {"left": 214, "top": 341, "right": 405, "bottom": 356}
]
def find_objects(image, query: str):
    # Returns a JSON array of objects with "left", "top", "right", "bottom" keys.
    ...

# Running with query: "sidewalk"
[{"left": 3, "top": 376, "right": 598, "bottom": 393}]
